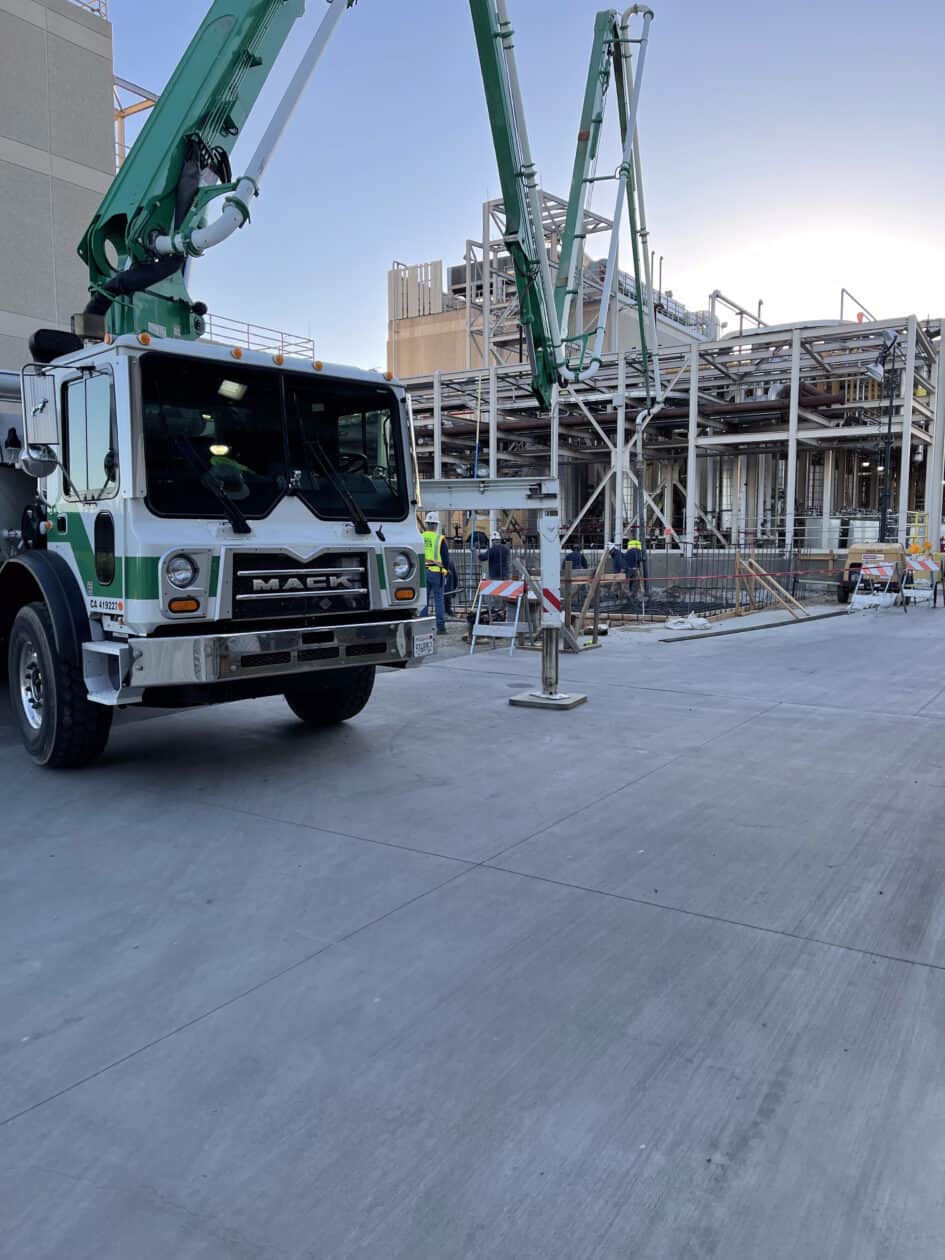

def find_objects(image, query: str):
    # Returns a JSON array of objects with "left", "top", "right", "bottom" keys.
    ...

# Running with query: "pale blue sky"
[{"left": 109, "top": 0, "right": 945, "bottom": 365}]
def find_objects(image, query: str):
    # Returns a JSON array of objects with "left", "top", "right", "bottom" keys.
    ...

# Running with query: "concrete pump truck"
[{"left": 0, "top": 0, "right": 436, "bottom": 768}]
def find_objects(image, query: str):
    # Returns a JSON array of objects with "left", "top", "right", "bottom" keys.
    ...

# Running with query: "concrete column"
[
  {"left": 615, "top": 355, "right": 626, "bottom": 544},
  {"left": 897, "top": 316, "right": 917, "bottom": 544},
  {"left": 685, "top": 343, "right": 699, "bottom": 557},
  {"left": 785, "top": 328, "right": 801, "bottom": 554},
  {"left": 821, "top": 450, "right": 835, "bottom": 550},
  {"left": 924, "top": 343, "right": 945, "bottom": 546},
  {"left": 736, "top": 455, "right": 748, "bottom": 548},
  {"left": 604, "top": 478, "right": 614, "bottom": 543}
]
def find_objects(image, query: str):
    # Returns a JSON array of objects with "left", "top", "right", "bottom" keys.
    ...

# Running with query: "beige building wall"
[{"left": 0, "top": 0, "right": 114, "bottom": 372}]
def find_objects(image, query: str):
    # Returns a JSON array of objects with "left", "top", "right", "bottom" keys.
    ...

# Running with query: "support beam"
[
  {"left": 663, "top": 467, "right": 673, "bottom": 548},
  {"left": 924, "top": 341, "right": 945, "bottom": 545},
  {"left": 897, "top": 315, "right": 917, "bottom": 544},
  {"left": 481, "top": 203, "right": 491, "bottom": 368},
  {"left": 735, "top": 454, "right": 747, "bottom": 548},
  {"left": 614, "top": 355, "right": 626, "bottom": 544},
  {"left": 433, "top": 370, "right": 443, "bottom": 481},
  {"left": 821, "top": 450, "right": 835, "bottom": 549},
  {"left": 685, "top": 344, "right": 698, "bottom": 557},
  {"left": 488, "top": 364, "right": 498, "bottom": 533},
  {"left": 785, "top": 328, "right": 801, "bottom": 554}
]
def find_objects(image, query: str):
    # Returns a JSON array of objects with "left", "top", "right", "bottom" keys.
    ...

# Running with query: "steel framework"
[{"left": 406, "top": 314, "right": 945, "bottom": 552}]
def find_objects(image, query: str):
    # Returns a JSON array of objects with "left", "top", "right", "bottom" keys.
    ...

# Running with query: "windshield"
[
  {"left": 140, "top": 353, "right": 407, "bottom": 522},
  {"left": 286, "top": 376, "right": 404, "bottom": 521}
]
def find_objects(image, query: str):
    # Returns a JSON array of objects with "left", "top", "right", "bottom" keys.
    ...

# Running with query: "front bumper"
[{"left": 83, "top": 616, "right": 437, "bottom": 705}]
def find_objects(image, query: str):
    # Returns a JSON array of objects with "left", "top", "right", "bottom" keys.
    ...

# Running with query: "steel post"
[
  {"left": 488, "top": 364, "right": 498, "bottom": 534},
  {"left": 924, "top": 339, "right": 945, "bottom": 545},
  {"left": 615, "top": 355, "right": 626, "bottom": 544},
  {"left": 896, "top": 316, "right": 917, "bottom": 544},
  {"left": 821, "top": 450, "right": 834, "bottom": 550},
  {"left": 785, "top": 328, "right": 801, "bottom": 554},
  {"left": 685, "top": 344, "right": 698, "bottom": 556}
]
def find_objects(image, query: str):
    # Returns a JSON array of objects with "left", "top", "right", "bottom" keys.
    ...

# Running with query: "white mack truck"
[{"left": 0, "top": 0, "right": 435, "bottom": 768}]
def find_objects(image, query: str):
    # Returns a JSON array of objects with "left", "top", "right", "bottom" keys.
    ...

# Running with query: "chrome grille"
[{"left": 231, "top": 552, "right": 371, "bottom": 621}]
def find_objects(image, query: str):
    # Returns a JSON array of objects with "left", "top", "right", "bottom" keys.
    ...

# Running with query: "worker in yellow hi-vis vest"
[
  {"left": 624, "top": 537, "right": 643, "bottom": 599},
  {"left": 421, "top": 511, "right": 450, "bottom": 634}
]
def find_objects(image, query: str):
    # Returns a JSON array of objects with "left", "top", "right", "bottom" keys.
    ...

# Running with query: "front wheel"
[
  {"left": 8, "top": 602, "right": 112, "bottom": 768},
  {"left": 284, "top": 665, "right": 376, "bottom": 727}
]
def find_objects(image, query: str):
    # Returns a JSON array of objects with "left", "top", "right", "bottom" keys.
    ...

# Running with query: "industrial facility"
[
  {"left": 392, "top": 194, "right": 942, "bottom": 558},
  {"left": 3, "top": 3, "right": 945, "bottom": 1258}
]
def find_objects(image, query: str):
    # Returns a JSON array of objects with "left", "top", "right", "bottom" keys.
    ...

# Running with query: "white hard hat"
[
  {"left": 491, "top": 531, "right": 501, "bottom": 541},
  {"left": 425, "top": 511, "right": 439, "bottom": 525}
]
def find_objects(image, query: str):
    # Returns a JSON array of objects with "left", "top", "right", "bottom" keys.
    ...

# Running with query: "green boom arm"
[
  {"left": 469, "top": 0, "right": 565, "bottom": 411},
  {"left": 79, "top": 0, "right": 309, "bottom": 340},
  {"left": 469, "top": 4, "right": 654, "bottom": 411}
]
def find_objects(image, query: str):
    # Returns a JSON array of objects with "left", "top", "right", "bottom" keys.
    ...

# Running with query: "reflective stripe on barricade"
[{"left": 478, "top": 579, "right": 526, "bottom": 599}]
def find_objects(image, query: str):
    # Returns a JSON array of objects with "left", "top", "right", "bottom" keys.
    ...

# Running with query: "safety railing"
[
  {"left": 69, "top": 0, "right": 108, "bottom": 17},
  {"left": 201, "top": 313, "right": 315, "bottom": 360}
]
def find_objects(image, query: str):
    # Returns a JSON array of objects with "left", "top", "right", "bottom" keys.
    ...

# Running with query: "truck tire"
[
  {"left": 8, "top": 602, "right": 112, "bottom": 768},
  {"left": 284, "top": 665, "right": 376, "bottom": 727}
]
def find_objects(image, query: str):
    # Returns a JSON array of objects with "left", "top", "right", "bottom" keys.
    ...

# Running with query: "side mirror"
[{"left": 20, "top": 370, "right": 59, "bottom": 477}]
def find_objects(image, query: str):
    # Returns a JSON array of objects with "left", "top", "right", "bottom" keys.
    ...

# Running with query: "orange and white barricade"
[
  {"left": 849, "top": 556, "right": 900, "bottom": 611},
  {"left": 470, "top": 579, "right": 527, "bottom": 654},
  {"left": 902, "top": 555, "right": 942, "bottom": 608}
]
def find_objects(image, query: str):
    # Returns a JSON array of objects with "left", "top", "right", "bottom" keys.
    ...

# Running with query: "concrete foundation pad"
[{"left": 508, "top": 689, "right": 588, "bottom": 710}]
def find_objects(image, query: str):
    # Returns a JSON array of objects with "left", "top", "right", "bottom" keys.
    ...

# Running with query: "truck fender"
[{"left": 0, "top": 551, "right": 90, "bottom": 667}]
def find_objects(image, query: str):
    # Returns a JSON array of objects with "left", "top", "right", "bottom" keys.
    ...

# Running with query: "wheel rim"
[{"left": 18, "top": 638, "right": 45, "bottom": 731}]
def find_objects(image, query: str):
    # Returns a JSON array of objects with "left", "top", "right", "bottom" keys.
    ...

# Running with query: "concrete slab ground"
[{"left": 3, "top": 604, "right": 945, "bottom": 1258}]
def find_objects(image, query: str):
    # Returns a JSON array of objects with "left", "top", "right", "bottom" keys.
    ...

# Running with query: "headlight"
[
  {"left": 393, "top": 551, "right": 414, "bottom": 581},
  {"left": 166, "top": 554, "right": 198, "bottom": 589}
]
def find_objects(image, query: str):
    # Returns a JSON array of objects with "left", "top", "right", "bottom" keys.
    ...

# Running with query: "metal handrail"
[{"left": 69, "top": 0, "right": 108, "bottom": 17}]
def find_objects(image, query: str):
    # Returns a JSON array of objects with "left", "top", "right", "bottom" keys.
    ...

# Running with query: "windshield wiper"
[
  {"left": 303, "top": 435, "right": 372, "bottom": 537},
  {"left": 174, "top": 436, "right": 252, "bottom": 534}
]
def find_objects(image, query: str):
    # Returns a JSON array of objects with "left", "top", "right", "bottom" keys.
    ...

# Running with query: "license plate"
[{"left": 413, "top": 632, "right": 436, "bottom": 659}]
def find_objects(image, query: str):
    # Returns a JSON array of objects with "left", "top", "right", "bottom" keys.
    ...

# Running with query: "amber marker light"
[
  {"left": 395, "top": 588, "right": 416, "bottom": 601},
  {"left": 168, "top": 598, "right": 200, "bottom": 614},
  {"left": 137, "top": 332, "right": 151, "bottom": 346}
]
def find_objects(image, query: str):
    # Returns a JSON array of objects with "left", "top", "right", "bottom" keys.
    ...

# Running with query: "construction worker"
[
  {"left": 565, "top": 541, "right": 588, "bottom": 570},
  {"left": 479, "top": 530, "right": 511, "bottom": 580},
  {"left": 624, "top": 537, "right": 643, "bottom": 598},
  {"left": 422, "top": 511, "right": 449, "bottom": 634}
]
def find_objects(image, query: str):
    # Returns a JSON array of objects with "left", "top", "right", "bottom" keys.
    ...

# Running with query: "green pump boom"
[
  {"left": 469, "top": 1, "right": 656, "bottom": 411},
  {"left": 78, "top": 0, "right": 356, "bottom": 341}
]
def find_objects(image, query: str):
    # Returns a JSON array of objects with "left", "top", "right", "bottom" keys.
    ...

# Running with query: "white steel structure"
[{"left": 406, "top": 314, "right": 945, "bottom": 552}]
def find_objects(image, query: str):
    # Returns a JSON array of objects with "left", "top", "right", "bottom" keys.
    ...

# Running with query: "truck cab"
[{"left": 0, "top": 334, "right": 435, "bottom": 766}]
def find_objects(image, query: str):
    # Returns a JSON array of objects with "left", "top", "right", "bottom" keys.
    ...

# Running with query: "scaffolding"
[{"left": 69, "top": 0, "right": 108, "bottom": 15}]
